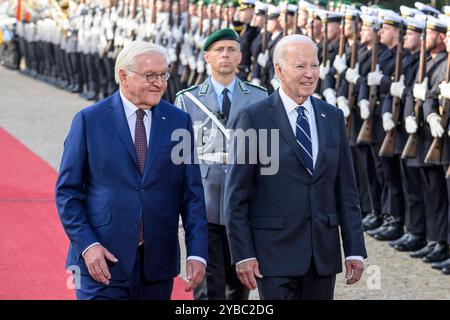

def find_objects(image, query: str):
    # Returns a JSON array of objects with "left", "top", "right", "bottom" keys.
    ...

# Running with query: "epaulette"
[
  {"left": 175, "top": 84, "right": 199, "bottom": 97},
  {"left": 244, "top": 81, "right": 268, "bottom": 92}
]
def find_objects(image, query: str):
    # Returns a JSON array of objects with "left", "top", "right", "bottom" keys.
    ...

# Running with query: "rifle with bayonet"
[
  {"left": 357, "top": 22, "right": 380, "bottom": 144},
  {"left": 425, "top": 53, "right": 450, "bottom": 164},
  {"left": 346, "top": 18, "right": 359, "bottom": 137},
  {"left": 195, "top": 1, "right": 211, "bottom": 85},
  {"left": 401, "top": 23, "right": 427, "bottom": 159},
  {"left": 334, "top": 14, "right": 346, "bottom": 91},
  {"left": 180, "top": 1, "right": 192, "bottom": 85},
  {"left": 259, "top": 6, "right": 269, "bottom": 88},
  {"left": 320, "top": 13, "right": 329, "bottom": 93},
  {"left": 187, "top": 0, "right": 205, "bottom": 86},
  {"left": 379, "top": 26, "right": 405, "bottom": 157}
]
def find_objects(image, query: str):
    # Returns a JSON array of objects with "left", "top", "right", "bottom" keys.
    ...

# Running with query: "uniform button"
[
  {"left": 224, "top": 169, "right": 227, "bottom": 173},
  {"left": 140, "top": 189, "right": 145, "bottom": 195},
  {"left": 203, "top": 126, "right": 207, "bottom": 131}
]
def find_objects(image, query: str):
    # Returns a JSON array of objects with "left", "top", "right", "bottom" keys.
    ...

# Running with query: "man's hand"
[
  {"left": 345, "top": 63, "right": 360, "bottom": 85},
  {"left": 333, "top": 54, "right": 347, "bottom": 74},
  {"left": 185, "top": 259, "right": 206, "bottom": 292},
  {"left": 367, "top": 64, "right": 383, "bottom": 86},
  {"left": 235, "top": 259, "right": 263, "bottom": 290},
  {"left": 83, "top": 244, "right": 118, "bottom": 285},
  {"left": 319, "top": 60, "right": 330, "bottom": 80},
  {"left": 345, "top": 259, "right": 364, "bottom": 285},
  {"left": 439, "top": 81, "right": 450, "bottom": 100},
  {"left": 413, "top": 77, "right": 428, "bottom": 101}
]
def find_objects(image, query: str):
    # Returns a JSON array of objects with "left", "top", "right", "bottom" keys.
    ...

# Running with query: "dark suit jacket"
[
  {"left": 55, "top": 91, "right": 208, "bottom": 282},
  {"left": 224, "top": 91, "right": 367, "bottom": 277}
]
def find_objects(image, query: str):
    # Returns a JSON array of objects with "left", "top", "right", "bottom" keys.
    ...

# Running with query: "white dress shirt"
[
  {"left": 83, "top": 92, "right": 206, "bottom": 266},
  {"left": 236, "top": 90, "right": 363, "bottom": 266},
  {"left": 279, "top": 87, "right": 318, "bottom": 169}
]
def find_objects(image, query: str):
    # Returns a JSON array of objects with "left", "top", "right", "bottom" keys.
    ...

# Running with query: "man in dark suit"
[
  {"left": 55, "top": 40, "right": 208, "bottom": 300},
  {"left": 224, "top": 34, "right": 367, "bottom": 300}
]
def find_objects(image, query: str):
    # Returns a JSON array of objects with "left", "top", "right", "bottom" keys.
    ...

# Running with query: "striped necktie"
[
  {"left": 296, "top": 105, "right": 313, "bottom": 175},
  {"left": 135, "top": 109, "right": 147, "bottom": 244}
]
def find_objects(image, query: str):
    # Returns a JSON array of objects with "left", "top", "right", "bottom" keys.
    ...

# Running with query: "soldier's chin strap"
[{"left": 183, "top": 91, "right": 231, "bottom": 141}]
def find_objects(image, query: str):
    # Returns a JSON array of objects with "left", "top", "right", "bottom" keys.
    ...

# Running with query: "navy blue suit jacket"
[
  {"left": 55, "top": 91, "right": 208, "bottom": 282},
  {"left": 224, "top": 91, "right": 367, "bottom": 277}
]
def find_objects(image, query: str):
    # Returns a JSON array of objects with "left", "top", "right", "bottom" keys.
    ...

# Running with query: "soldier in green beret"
[{"left": 175, "top": 27, "right": 267, "bottom": 300}]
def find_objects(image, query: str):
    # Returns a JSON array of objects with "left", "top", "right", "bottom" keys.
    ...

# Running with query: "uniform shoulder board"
[
  {"left": 244, "top": 81, "right": 268, "bottom": 92},
  {"left": 175, "top": 84, "right": 199, "bottom": 97}
]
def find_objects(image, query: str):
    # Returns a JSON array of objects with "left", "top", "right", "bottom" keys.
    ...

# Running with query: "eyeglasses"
[{"left": 128, "top": 69, "right": 171, "bottom": 83}]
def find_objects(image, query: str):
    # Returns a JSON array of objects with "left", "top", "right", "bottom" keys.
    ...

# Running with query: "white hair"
[
  {"left": 273, "top": 34, "right": 318, "bottom": 68},
  {"left": 114, "top": 41, "right": 170, "bottom": 84}
]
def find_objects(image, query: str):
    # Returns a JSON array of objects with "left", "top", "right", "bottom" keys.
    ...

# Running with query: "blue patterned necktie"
[
  {"left": 135, "top": 109, "right": 147, "bottom": 244},
  {"left": 296, "top": 106, "right": 313, "bottom": 175}
]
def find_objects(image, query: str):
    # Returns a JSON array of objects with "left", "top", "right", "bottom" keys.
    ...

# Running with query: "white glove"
[
  {"left": 345, "top": 63, "right": 360, "bottom": 85},
  {"left": 439, "top": 81, "right": 450, "bottom": 100},
  {"left": 367, "top": 64, "right": 384, "bottom": 86},
  {"left": 251, "top": 78, "right": 261, "bottom": 86},
  {"left": 323, "top": 88, "right": 337, "bottom": 105},
  {"left": 382, "top": 112, "right": 396, "bottom": 132},
  {"left": 270, "top": 77, "right": 280, "bottom": 90},
  {"left": 333, "top": 54, "right": 347, "bottom": 74},
  {"left": 337, "top": 96, "right": 350, "bottom": 118},
  {"left": 390, "top": 75, "right": 405, "bottom": 98},
  {"left": 413, "top": 77, "right": 428, "bottom": 101},
  {"left": 197, "top": 59, "right": 205, "bottom": 73},
  {"left": 427, "top": 113, "right": 444, "bottom": 138},
  {"left": 313, "top": 93, "right": 322, "bottom": 99},
  {"left": 405, "top": 115, "right": 418, "bottom": 134},
  {"left": 359, "top": 99, "right": 370, "bottom": 120},
  {"left": 319, "top": 60, "right": 330, "bottom": 80},
  {"left": 257, "top": 50, "right": 269, "bottom": 68}
]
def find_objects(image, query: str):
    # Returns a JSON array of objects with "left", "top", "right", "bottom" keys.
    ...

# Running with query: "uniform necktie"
[
  {"left": 296, "top": 106, "right": 313, "bottom": 175},
  {"left": 222, "top": 88, "right": 231, "bottom": 121},
  {"left": 135, "top": 109, "right": 147, "bottom": 244}
]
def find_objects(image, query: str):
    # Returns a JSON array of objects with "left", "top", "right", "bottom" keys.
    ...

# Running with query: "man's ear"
[
  {"left": 203, "top": 51, "right": 209, "bottom": 64},
  {"left": 238, "top": 51, "right": 243, "bottom": 65},
  {"left": 274, "top": 64, "right": 283, "bottom": 81},
  {"left": 119, "top": 69, "right": 128, "bottom": 87}
]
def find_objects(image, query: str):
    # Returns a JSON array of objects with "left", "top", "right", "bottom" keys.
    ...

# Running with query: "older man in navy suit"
[
  {"left": 224, "top": 34, "right": 367, "bottom": 300},
  {"left": 55, "top": 41, "right": 208, "bottom": 300}
]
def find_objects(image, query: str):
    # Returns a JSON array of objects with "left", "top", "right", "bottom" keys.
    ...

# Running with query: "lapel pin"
[
  {"left": 162, "top": 116, "right": 166, "bottom": 120},
  {"left": 321, "top": 113, "right": 326, "bottom": 118}
]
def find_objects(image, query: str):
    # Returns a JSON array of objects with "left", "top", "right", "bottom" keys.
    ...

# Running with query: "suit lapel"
[
  {"left": 267, "top": 91, "right": 307, "bottom": 171},
  {"left": 108, "top": 91, "right": 140, "bottom": 172},
  {"left": 142, "top": 102, "right": 169, "bottom": 181},
  {"left": 310, "top": 97, "right": 327, "bottom": 177}
]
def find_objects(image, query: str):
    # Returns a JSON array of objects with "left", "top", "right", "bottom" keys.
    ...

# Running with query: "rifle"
[
  {"left": 218, "top": 0, "right": 224, "bottom": 29},
  {"left": 187, "top": 0, "right": 204, "bottom": 86},
  {"left": 284, "top": 7, "right": 289, "bottom": 36},
  {"left": 170, "top": 0, "right": 182, "bottom": 76},
  {"left": 180, "top": 0, "right": 192, "bottom": 84},
  {"left": 401, "top": 23, "right": 427, "bottom": 159},
  {"left": 320, "top": 14, "right": 329, "bottom": 93},
  {"left": 194, "top": 1, "right": 211, "bottom": 85},
  {"left": 334, "top": 15, "right": 346, "bottom": 91},
  {"left": 151, "top": 0, "right": 157, "bottom": 24},
  {"left": 346, "top": 18, "right": 359, "bottom": 137},
  {"left": 208, "top": 1, "right": 214, "bottom": 35},
  {"left": 379, "top": 26, "right": 405, "bottom": 157},
  {"left": 226, "top": 3, "right": 230, "bottom": 28},
  {"left": 425, "top": 53, "right": 450, "bottom": 163},
  {"left": 259, "top": 7, "right": 269, "bottom": 87},
  {"left": 357, "top": 22, "right": 380, "bottom": 144}
]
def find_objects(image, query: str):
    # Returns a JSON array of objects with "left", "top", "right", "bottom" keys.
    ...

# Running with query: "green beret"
[{"left": 203, "top": 28, "right": 240, "bottom": 51}]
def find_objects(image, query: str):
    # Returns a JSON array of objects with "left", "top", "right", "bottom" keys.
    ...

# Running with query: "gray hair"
[
  {"left": 114, "top": 41, "right": 170, "bottom": 84},
  {"left": 273, "top": 34, "right": 318, "bottom": 68}
]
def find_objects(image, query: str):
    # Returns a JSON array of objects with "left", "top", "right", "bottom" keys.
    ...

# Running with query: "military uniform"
[{"left": 175, "top": 76, "right": 267, "bottom": 299}]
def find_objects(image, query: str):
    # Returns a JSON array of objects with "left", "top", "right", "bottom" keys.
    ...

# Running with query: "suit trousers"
[
  {"left": 76, "top": 246, "right": 173, "bottom": 300},
  {"left": 194, "top": 223, "right": 249, "bottom": 300},
  {"left": 256, "top": 259, "right": 336, "bottom": 300}
]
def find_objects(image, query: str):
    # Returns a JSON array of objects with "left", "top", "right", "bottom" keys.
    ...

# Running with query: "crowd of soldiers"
[{"left": 2, "top": 0, "right": 450, "bottom": 276}]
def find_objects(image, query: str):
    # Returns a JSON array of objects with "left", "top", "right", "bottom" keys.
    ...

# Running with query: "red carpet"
[{"left": 0, "top": 128, "right": 191, "bottom": 299}]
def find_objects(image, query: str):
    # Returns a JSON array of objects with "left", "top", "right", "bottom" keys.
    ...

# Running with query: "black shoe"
[
  {"left": 363, "top": 213, "right": 383, "bottom": 231},
  {"left": 422, "top": 243, "right": 449, "bottom": 263},
  {"left": 431, "top": 257, "right": 450, "bottom": 270},
  {"left": 394, "top": 234, "right": 427, "bottom": 252},
  {"left": 366, "top": 224, "right": 387, "bottom": 237},
  {"left": 442, "top": 267, "right": 450, "bottom": 275},
  {"left": 389, "top": 233, "right": 410, "bottom": 248},
  {"left": 374, "top": 223, "right": 404, "bottom": 241},
  {"left": 410, "top": 242, "right": 436, "bottom": 258}
]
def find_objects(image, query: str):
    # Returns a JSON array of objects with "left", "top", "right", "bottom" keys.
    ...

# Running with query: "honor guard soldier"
[{"left": 174, "top": 28, "right": 267, "bottom": 300}]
